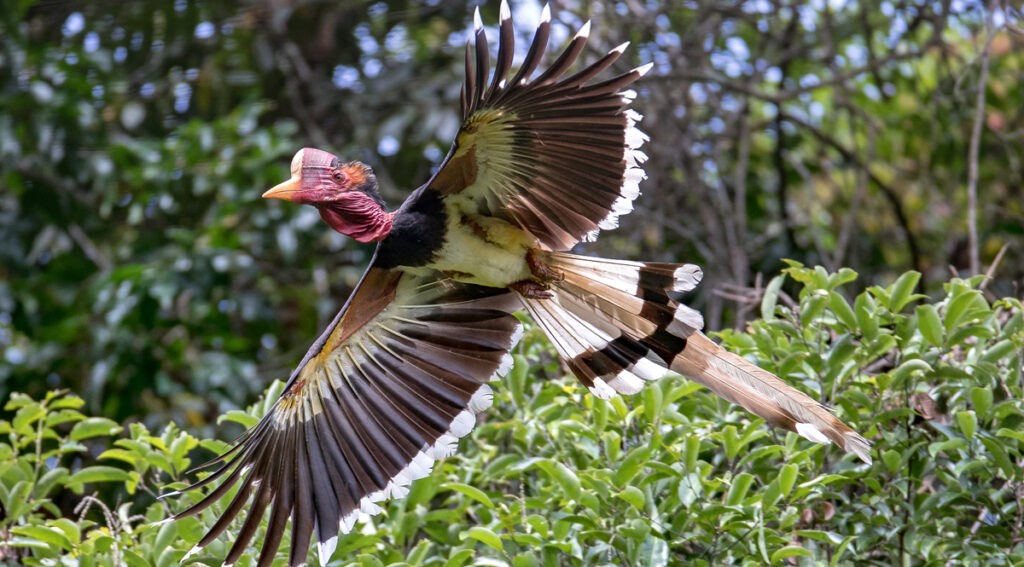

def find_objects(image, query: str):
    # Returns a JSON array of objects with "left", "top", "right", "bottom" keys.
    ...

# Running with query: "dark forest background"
[
  {"left": 1, "top": 1, "right": 1024, "bottom": 565},
  {"left": 4, "top": 0, "right": 1022, "bottom": 434}
]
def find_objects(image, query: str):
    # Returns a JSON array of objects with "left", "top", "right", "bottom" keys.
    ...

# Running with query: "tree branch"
[
  {"left": 652, "top": 48, "right": 930, "bottom": 105},
  {"left": 966, "top": 1, "right": 997, "bottom": 275},
  {"left": 780, "top": 111, "right": 923, "bottom": 276}
]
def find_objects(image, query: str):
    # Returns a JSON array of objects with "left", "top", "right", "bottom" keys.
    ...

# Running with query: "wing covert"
[{"left": 169, "top": 265, "right": 523, "bottom": 567}]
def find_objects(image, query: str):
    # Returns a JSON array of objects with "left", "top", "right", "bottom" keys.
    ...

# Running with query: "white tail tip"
[
  {"left": 576, "top": 20, "right": 591, "bottom": 39},
  {"left": 795, "top": 422, "right": 831, "bottom": 444}
]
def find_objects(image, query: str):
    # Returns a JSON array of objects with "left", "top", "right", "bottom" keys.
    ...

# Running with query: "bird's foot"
[
  {"left": 510, "top": 280, "right": 554, "bottom": 299},
  {"left": 526, "top": 249, "right": 564, "bottom": 282}
]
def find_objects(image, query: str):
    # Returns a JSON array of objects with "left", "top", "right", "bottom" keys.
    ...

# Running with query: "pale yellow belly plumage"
[{"left": 404, "top": 198, "right": 536, "bottom": 288}]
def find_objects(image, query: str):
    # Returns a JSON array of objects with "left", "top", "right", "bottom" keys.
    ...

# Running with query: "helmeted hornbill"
[{"left": 167, "top": 3, "right": 871, "bottom": 565}]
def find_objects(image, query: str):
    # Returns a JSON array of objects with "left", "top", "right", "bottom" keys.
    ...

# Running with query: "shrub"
[{"left": 2, "top": 263, "right": 1022, "bottom": 565}]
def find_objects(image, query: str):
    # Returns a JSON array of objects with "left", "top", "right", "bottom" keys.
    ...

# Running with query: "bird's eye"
[{"left": 332, "top": 171, "right": 344, "bottom": 182}]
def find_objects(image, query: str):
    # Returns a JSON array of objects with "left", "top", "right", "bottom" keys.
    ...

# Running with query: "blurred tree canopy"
[
  {"left": 2, "top": 0, "right": 1024, "bottom": 565},
  {"left": 0, "top": 0, "right": 1022, "bottom": 482}
]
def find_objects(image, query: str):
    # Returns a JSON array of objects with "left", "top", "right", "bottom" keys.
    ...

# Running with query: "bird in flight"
[{"left": 166, "top": 3, "right": 871, "bottom": 566}]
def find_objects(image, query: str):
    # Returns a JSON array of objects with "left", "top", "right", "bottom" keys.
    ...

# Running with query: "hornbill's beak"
[{"left": 262, "top": 176, "right": 302, "bottom": 201}]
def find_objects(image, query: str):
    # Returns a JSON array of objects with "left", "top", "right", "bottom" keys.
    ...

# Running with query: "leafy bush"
[{"left": 2, "top": 264, "right": 1022, "bottom": 565}]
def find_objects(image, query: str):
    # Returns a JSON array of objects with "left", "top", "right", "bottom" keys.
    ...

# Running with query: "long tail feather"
[
  {"left": 522, "top": 250, "right": 872, "bottom": 464},
  {"left": 671, "top": 332, "right": 871, "bottom": 463}
]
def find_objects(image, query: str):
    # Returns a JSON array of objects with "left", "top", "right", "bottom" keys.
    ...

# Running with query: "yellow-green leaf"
[
  {"left": 70, "top": 417, "right": 121, "bottom": 441},
  {"left": 11, "top": 526, "right": 73, "bottom": 552},
  {"left": 442, "top": 482, "right": 495, "bottom": 510},
  {"left": 771, "top": 545, "right": 812, "bottom": 563},
  {"left": 68, "top": 466, "right": 131, "bottom": 486},
  {"left": 463, "top": 527, "right": 503, "bottom": 552}
]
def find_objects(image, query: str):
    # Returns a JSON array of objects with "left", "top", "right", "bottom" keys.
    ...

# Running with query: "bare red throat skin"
[{"left": 318, "top": 191, "right": 394, "bottom": 243}]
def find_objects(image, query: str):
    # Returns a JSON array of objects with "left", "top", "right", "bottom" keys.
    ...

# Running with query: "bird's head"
[{"left": 263, "top": 148, "right": 392, "bottom": 243}]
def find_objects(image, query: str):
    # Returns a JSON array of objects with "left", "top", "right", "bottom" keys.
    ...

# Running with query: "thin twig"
[
  {"left": 732, "top": 102, "right": 751, "bottom": 285},
  {"left": 966, "top": 1, "right": 997, "bottom": 275},
  {"left": 68, "top": 224, "right": 112, "bottom": 271},
  {"left": 979, "top": 242, "right": 1009, "bottom": 292},
  {"left": 654, "top": 49, "right": 929, "bottom": 105}
]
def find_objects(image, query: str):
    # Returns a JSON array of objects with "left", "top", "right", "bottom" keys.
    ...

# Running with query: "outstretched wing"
[
  {"left": 424, "top": 1, "right": 652, "bottom": 250},
  {"left": 169, "top": 264, "right": 522, "bottom": 567}
]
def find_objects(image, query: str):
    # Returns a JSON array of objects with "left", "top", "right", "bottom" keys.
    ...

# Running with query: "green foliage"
[
  {"left": 3, "top": 266, "right": 1022, "bottom": 565},
  {"left": 4, "top": 2, "right": 1024, "bottom": 429},
  {"left": 0, "top": 389, "right": 200, "bottom": 566}
]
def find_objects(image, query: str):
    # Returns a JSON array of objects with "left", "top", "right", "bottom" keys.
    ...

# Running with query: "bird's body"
[
  {"left": 168, "top": 4, "right": 871, "bottom": 566},
  {"left": 388, "top": 195, "right": 536, "bottom": 287}
]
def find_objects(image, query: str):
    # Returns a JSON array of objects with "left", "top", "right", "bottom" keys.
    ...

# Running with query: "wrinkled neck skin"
[{"left": 317, "top": 192, "right": 393, "bottom": 243}]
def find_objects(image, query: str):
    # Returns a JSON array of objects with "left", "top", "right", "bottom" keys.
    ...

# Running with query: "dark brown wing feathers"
[
  {"left": 171, "top": 269, "right": 523, "bottom": 566},
  {"left": 429, "top": 2, "right": 652, "bottom": 251}
]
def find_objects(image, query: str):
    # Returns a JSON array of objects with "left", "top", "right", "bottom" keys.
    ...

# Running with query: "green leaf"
[
  {"left": 122, "top": 549, "right": 151, "bottom": 567},
  {"left": 944, "top": 289, "right": 984, "bottom": 330},
  {"left": 721, "top": 425, "right": 739, "bottom": 460},
  {"left": 513, "top": 552, "right": 540, "bottom": 567},
  {"left": 217, "top": 410, "right": 257, "bottom": 429},
  {"left": 777, "top": 463, "right": 797, "bottom": 499},
  {"left": 12, "top": 403, "right": 45, "bottom": 432},
  {"left": 4, "top": 393, "right": 34, "bottom": 411},
  {"left": 509, "top": 354, "right": 529, "bottom": 407},
  {"left": 4, "top": 480, "right": 32, "bottom": 520},
  {"left": 882, "top": 450, "right": 902, "bottom": 474},
  {"left": 443, "top": 549, "right": 475, "bottom": 567},
  {"left": 980, "top": 438, "right": 1015, "bottom": 479},
  {"left": 889, "top": 359, "right": 932, "bottom": 387},
  {"left": 770, "top": 545, "right": 812, "bottom": 563},
  {"left": 889, "top": 271, "right": 922, "bottom": 312},
  {"left": 34, "top": 467, "right": 69, "bottom": 500},
  {"left": 50, "top": 518, "right": 81, "bottom": 545},
  {"left": 46, "top": 409, "right": 86, "bottom": 428},
  {"left": 642, "top": 383, "right": 662, "bottom": 424},
  {"left": 677, "top": 472, "right": 703, "bottom": 508},
  {"left": 761, "top": 275, "right": 785, "bottom": 321},
  {"left": 98, "top": 448, "right": 140, "bottom": 466},
  {"left": 11, "top": 526, "right": 73, "bottom": 552},
  {"left": 616, "top": 486, "right": 645, "bottom": 509},
  {"left": 928, "top": 438, "right": 967, "bottom": 457},
  {"left": 615, "top": 447, "right": 649, "bottom": 487},
  {"left": 827, "top": 268, "right": 859, "bottom": 289},
  {"left": 463, "top": 527, "right": 503, "bottom": 552},
  {"left": 68, "top": 466, "right": 132, "bottom": 486},
  {"left": 801, "top": 292, "right": 827, "bottom": 325},
  {"left": 538, "top": 459, "right": 581, "bottom": 501},
  {"left": 442, "top": 483, "right": 495, "bottom": 510},
  {"left": 981, "top": 339, "right": 1015, "bottom": 364},
  {"left": 70, "top": 417, "right": 121, "bottom": 441},
  {"left": 640, "top": 536, "right": 669, "bottom": 567},
  {"left": 725, "top": 472, "right": 754, "bottom": 506},
  {"left": 828, "top": 291, "right": 857, "bottom": 330},
  {"left": 49, "top": 395, "right": 86, "bottom": 410},
  {"left": 956, "top": 410, "right": 977, "bottom": 439},
  {"left": 996, "top": 428, "right": 1024, "bottom": 443},
  {"left": 915, "top": 304, "right": 944, "bottom": 346},
  {"left": 854, "top": 293, "right": 879, "bottom": 341},
  {"left": 152, "top": 520, "right": 178, "bottom": 562},
  {"left": 970, "top": 386, "right": 993, "bottom": 418}
]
